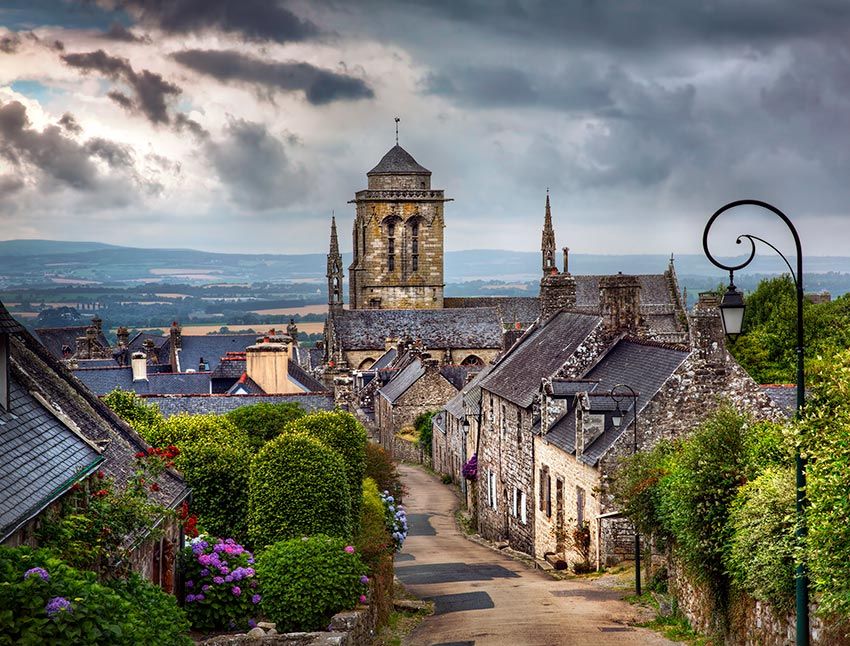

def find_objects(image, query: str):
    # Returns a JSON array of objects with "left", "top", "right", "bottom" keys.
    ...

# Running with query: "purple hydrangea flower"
[
  {"left": 224, "top": 575, "right": 233, "bottom": 583},
  {"left": 360, "top": 575, "right": 369, "bottom": 585},
  {"left": 24, "top": 567, "right": 49, "bottom": 581},
  {"left": 231, "top": 586, "right": 241, "bottom": 596},
  {"left": 213, "top": 576, "right": 225, "bottom": 585},
  {"left": 45, "top": 597, "right": 71, "bottom": 617},
  {"left": 220, "top": 566, "right": 230, "bottom": 575},
  {"left": 186, "top": 580, "right": 194, "bottom": 588},
  {"left": 248, "top": 619, "right": 257, "bottom": 628},
  {"left": 186, "top": 594, "right": 196, "bottom": 603},
  {"left": 199, "top": 568, "right": 210, "bottom": 577},
  {"left": 195, "top": 593, "right": 205, "bottom": 601},
  {"left": 202, "top": 584, "right": 210, "bottom": 592},
  {"left": 252, "top": 594, "right": 261, "bottom": 605}
]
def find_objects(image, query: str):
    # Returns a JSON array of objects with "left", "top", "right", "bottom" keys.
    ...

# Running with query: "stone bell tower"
[{"left": 348, "top": 136, "right": 451, "bottom": 310}]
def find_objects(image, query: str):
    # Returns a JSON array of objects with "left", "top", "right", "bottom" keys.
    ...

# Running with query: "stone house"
[
  {"left": 374, "top": 356, "right": 462, "bottom": 450},
  {"left": 0, "top": 301, "right": 190, "bottom": 591},
  {"left": 532, "top": 296, "right": 784, "bottom": 568}
]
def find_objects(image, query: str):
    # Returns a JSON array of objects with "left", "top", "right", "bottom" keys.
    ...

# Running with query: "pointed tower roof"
[
  {"left": 329, "top": 215, "right": 340, "bottom": 257},
  {"left": 367, "top": 145, "right": 431, "bottom": 176},
  {"left": 544, "top": 190, "right": 553, "bottom": 233}
]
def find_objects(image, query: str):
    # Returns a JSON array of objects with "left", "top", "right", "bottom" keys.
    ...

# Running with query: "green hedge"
[
  {"left": 176, "top": 443, "right": 251, "bottom": 541},
  {"left": 365, "top": 442, "right": 404, "bottom": 503},
  {"left": 257, "top": 535, "right": 367, "bottom": 632},
  {"left": 284, "top": 411, "right": 366, "bottom": 522},
  {"left": 103, "top": 389, "right": 165, "bottom": 440},
  {"left": 0, "top": 546, "right": 190, "bottom": 646},
  {"left": 725, "top": 466, "right": 796, "bottom": 610},
  {"left": 148, "top": 413, "right": 250, "bottom": 451},
  {"left": 249, "top": 433, "right": 351, "bottom": 547},
  {"left": 355, "top": 478, "right": 393, "bottom": 570},
  {"left": 227, "top": 402, "right": 306, "bottom": 451}
]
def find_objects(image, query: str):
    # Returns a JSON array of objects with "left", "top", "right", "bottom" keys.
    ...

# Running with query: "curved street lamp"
[
  {"left": 610, "top": 383, "right": 641, "bottom": 596},
  {"left": 702, "top": 199, "right": 807, "bottom": 646}
]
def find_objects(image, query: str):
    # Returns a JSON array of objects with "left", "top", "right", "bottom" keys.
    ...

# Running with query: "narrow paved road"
[{"left": 395, "top": 464, "right": 676, "bottom": 646}]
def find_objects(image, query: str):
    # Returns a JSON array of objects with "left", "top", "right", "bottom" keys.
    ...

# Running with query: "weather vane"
[{"left": 394, "top": 116, "right": 400, "bottom": 145}]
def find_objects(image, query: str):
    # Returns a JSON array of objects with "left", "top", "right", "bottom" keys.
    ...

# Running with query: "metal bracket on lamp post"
[
  {"left": 610, "top": 383, "right": 641, "bottom": 597},
  {"left": 702, "top": 199, "right": 808, "bottom": 646}
]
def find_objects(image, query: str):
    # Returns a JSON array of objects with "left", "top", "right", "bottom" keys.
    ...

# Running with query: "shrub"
[
  {"left": 609, "top": 440, "right": 676, "bottom": 538},
  {"left": 257, "top": 535, "right": 368, "bottom": 632},
  {"left": 725, "top": 466, "right": 796, "bottom": 610},
  {"left": 249, "top": 433, "right": 351, "bottom": 546},
  {"left": 355, "top": 478, "right": 393, "bottom": 571},
  {"left": 103, "top": 388, "right": 165, "bottom": 440},
  {"left": 801, "top": 350, "right": 850, "bottom": 618},
  {"left": 106, "top": 573, "right": 192, "bottom": 646},
  {"left": 176, "top": 443, "right": 251, "bottom": 542},
  {"left": 660, "top": 405, "right": 749, "bottom": 592},
  {"left": 414, "top": 411, "right": 436, "bottom": 455},
  {"left": 147, "top": 413, "right": 249, "bottom": 453},
  {"left": 742, "top": 420, "right": 792, "bottom": 479},
  {"left": 365, "top": 442, "right": 403, "bottom": 503},
  {"left": 0, "top": 546, "right": 191, "bottom": 646},
  {"left": 227, "top": 402, "right": 306, "bottom": 451},
  {"left": 284, "top": 411, "right": 367, "bottom": 521},
  {"left": 178, "top": 537, "right": 260, "bottom": 632}
]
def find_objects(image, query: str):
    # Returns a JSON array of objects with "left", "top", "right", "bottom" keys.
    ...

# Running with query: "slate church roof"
[
  {"left": 330, "top": 307, "right": 503, "bottom": 351},
  {"left": 35, "top": 325, "right": 110, "bottom": 359}
]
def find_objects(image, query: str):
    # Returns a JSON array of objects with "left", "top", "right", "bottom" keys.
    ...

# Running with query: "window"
[
  {"left": 488, "top": 470, "right": 497, "bottom": 510},
  {"left": 514, "top": 488, "right": 527, "bottom": 524},
  {"left": 546, "top": 473, "right": 552, "bottom": 518},
  {"left": 501, "top": 403, "right": 507, "bottom": 436},
  {"left": 538, "top": 467, "right": 546, "bottom": 512},
  {"left": 539, "top": 467, "right": 552, "bottom": 518},
  {"left": 576, "top": 486, "right": 586, "bottom": 526},
  {"left": 411, "top": 220, "right": 419, "bottom": 272},
  {"left": 387, "top": 220, "right": 396, "bottom": 271}
]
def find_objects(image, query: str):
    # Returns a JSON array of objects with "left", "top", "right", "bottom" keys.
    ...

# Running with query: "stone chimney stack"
[
  {"left": 169, "top": 321, "right": 182, "bottom": 372},
  {"left": 540, "top": 269, "right": 576, "bottom": 320},
  {"left": 246, "top": 337, "right": 302, "bottom": 394},
  {"left": 689, "top": 292, "right": 727, "bottom": 366},
  {"left": 131, "top": 351, "right": 148, "bottom": 382},
  {"left": 116, "top": 326, "right": 129, "bottom": 347},
  {"left": 92, "top": 315, "right": 103, "bottom": 334},
  {"left": 562, "top": 247, "right": 570, "bottom": 274},
  {"left": 599, "top": 272, "right": 644, "bottom": 336},
  {"left": 142, "top": 338, "right": 158, "bottom": 364}
]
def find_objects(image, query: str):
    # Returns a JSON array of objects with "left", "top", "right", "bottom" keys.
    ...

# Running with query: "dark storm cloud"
[
  {"left": 0, "top": 34, "right": 22, "bottom": 54},
  {"left": 172, "top": 49, "right": 374, "bottom": 105},
  {"left": 97, "top": 0, "right": 318, "bottom": 43},
  {"left": 107, "top": 89, "right": 134, "bottom": 110},
  {"left": 62, "top": 49, "right": 181, "bottom": 124},
  {"left": 174, "top": 112, "right": 208, "bottom": 139},
  {"left": 58, "top": 112, "right": 83, "bottom": 134},
  {"left": 0, "top": 100, "right": 101, "bottom": 190},
  {"left": 85, "top": 137, "right": 134, "bottom": 168},
  {"left": 205, "top": 118, "right": 306, "bottom": 210},
  {"left": 99, "top": 22, "right": 149, "bottom": 43},
  {"left": 367, "top": 0, "right": 850, "bottom": 50}
]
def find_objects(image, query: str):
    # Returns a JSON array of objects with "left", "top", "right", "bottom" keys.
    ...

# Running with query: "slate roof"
[
  {"left": 546, "top": 410, "right": 576, "bottom": 455},
  {"left": 445, "top": 364, "right": 493, "bottom": 420},
  {"left": 73, "top": 367, "right": 212, "bottom": 396},
  {"left": 480, "top": 311, "right": 601, "bottom": 408},
  {"left": 35, "top": 325, "right": 110, "bottom": 359},
  {"left": 288, "top": 362, "right": 327, "bottom": 393},
  {"left": 76, "top": 358, "right": 120, "bottom": 368},
  {"left": 0, "top": 301, "right": 24, "bottom": 333},
  {"left": 142, "top": 393, "right": 334, "bottom": 417},
  {"left": 761, "top": 385, "right": 798, "bottom": 417},
  {"left": 573, "top": 275, "right": 674, "bottom": 307},
  {"left": 227, "top": 375, "right": 265, "bottom": 395},
  {"left": 175, "top": 334, "right": 258, "bottom": 373},
  {"left": 8, "top": 328, "right": 189, "bottom": 519},
  {"left": 440, "top": 365, "right": 472, "bottom": 391},
  {"left": 549, "top": 380, "right": 598, "bottom": 397},
  {"left": 444, "top": 297, "right": 541, "bottom": 327},
  {"left": 331, "top": 307, "right": 503, "bottom": 351},
  {"left": 370, "top": 348, "right": 398, "bottom": 372},
  {"left": 210, "top": 353, "right": 247, "bottom": 379},
  {"left": 127, "top": 332, "right": 169, "bottom": 354},
  {"left": 576, "top": 338, "right": 690, "bottom": 465},
  {"left": 367, "top": 144, "right": 430, "bottom": 175},
  {"left": 379, "top": 360, "right": 426, "bottom": 404},
  {"left": 1, "top": 378, "right": 104, "bottom": 540}
]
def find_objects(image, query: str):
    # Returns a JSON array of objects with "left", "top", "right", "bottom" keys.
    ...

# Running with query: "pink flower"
[
  {"left": 344, "top": 545, "right": 355, "bottom": 554},
  {"left": 231, "top": 586, "right": 241, "bottom": 596},
  {"left": 359, "top": 594, "right": 368, "bottom": 604}
]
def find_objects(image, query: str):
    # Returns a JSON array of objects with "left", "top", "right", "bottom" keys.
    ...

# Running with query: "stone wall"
[
  {"left": 376, "top": 367, "right": 458, "bottom": 444},
  {"left": 476, "top": 390, "right": 535, "bottom": 554},
  {"left": 392, "top": 435, "right": 432, "bottom": 467}
]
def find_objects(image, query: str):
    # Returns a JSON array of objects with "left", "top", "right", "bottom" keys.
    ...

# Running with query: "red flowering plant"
[{"left": 36, "top": 447, "right": 180, "bottom": 580}]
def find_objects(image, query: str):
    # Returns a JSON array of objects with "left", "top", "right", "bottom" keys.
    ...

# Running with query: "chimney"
[
  {"left": 198, "top": 356, "right": 208, "bottom": 372},
  {"left": 539, "top": 271, "right": 576, "bottom": 319},
  {"left": 131, "top": 352, "right": 148, "bottom": 382},
  {"left": 562, "top": 247, "right": 570, "bottom": 274},
  {"left": 92, "top": 315, "right": 103, "bottom": 333},
  {"left": 689, "top": 292, "right": 727, "bottom": 366},
  {"left": 142, "top": 338, "right": 158, "bottom": 364},
  {"left": 116, "top": 326, "right": 129, "bottom": 347},
  {"left": 246, "top": 338, "right": 302, "bottom": 394},
  {"left": 599, "top": 272, "right": 644, "bottom": 336},
  {"left": 169, "top": 321, "right": 182, "bottom": 372}
]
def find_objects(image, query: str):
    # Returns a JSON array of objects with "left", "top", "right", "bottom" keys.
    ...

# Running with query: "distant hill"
[{"left": 1, "top": 239, "right": 850, "bottom": 294}]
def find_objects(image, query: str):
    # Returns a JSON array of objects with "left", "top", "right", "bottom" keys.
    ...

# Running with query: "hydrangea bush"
[
  {"left": 179, "top": 536, "right": 260, "bottom": 632},
  {"left": 257, "top": 535, "right": 368, "bottom": 632},
  {"left": 380, "top": 491, "right": 408, "bottom": 552},
  {"left": 462, "top": 454, "right": 478, "bottom": 481}
]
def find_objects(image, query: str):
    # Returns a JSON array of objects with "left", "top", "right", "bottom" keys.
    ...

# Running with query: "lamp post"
[
  {"left": 611, "top": 383, "right": 641, "bottom": 596},
  {"left": 702, "top": 199, "right": 807, "bottom": 646}
]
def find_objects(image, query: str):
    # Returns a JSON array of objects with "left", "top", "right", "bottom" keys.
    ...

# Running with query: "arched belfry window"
[
  {"left": 411, "top": 220, "right": 420, "bottom": 272},
  {"left": 387, "top": 218, "right": 397, "bottom": 272}
]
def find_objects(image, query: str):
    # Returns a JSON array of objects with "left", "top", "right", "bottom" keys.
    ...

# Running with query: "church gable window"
[
  {"left": 410, "top": 219, "right": 420, "bottom": 272},
  {"left": 387, "top": 219, "right": 396, "bottom": 272}
]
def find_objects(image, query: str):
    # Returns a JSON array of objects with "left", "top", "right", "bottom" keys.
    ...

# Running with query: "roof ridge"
[{"left": 620, "top": 334, "right": 690, "bottom": 352}]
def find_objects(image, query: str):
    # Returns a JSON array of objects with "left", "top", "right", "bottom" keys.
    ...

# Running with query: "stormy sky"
[{"left": 1, "top": 0, "right": 849, "bottom": 258}]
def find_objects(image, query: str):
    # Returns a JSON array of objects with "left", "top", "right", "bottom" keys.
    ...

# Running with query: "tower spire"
[
  {"left": 327, "top": 213, "right": 343, "bottom": 310},
  {"left": 542, "top": 189, "right": 557, "bottom": 275}
]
